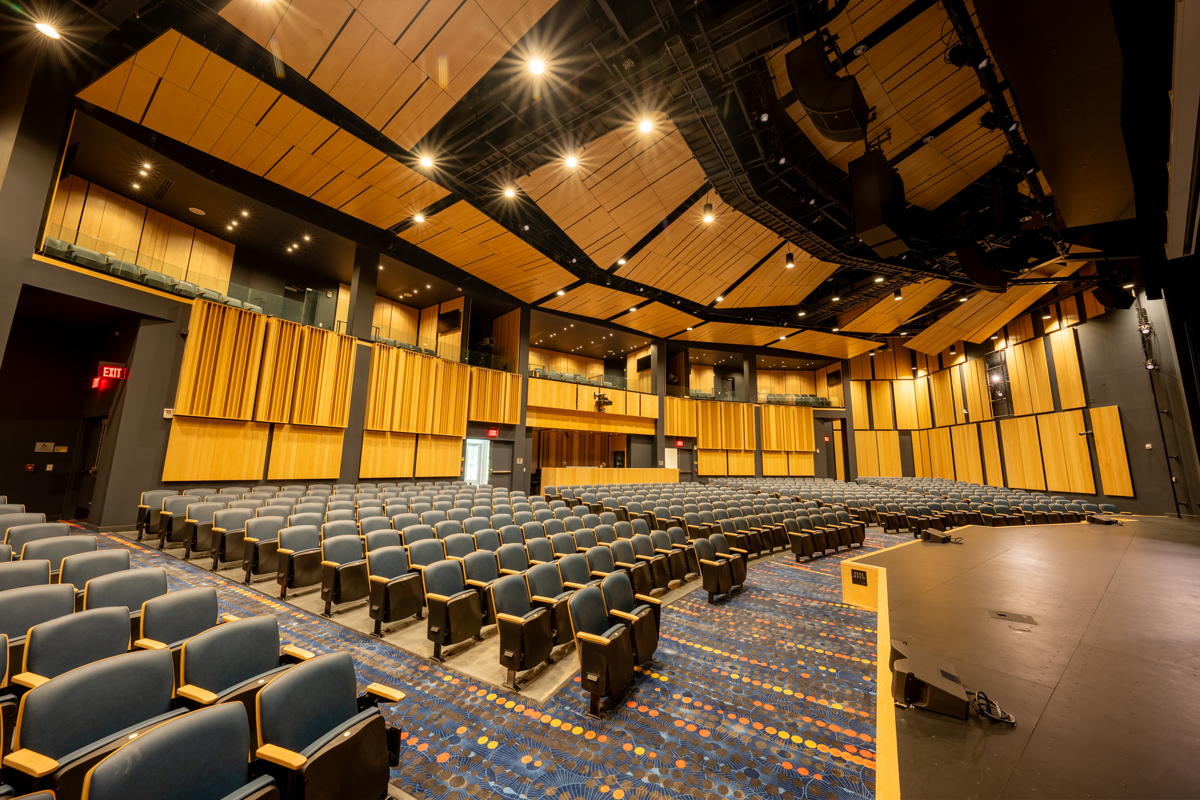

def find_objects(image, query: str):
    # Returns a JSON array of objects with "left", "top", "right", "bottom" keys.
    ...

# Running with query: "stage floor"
[{"left": 854, "top": 517, "right": 1200, "bottom": 800}]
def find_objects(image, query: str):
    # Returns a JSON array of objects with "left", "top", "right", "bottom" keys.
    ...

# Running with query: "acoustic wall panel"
[
  {"left": 1049, "top": 329, "right": 1086, "bottom": 409},
  {"left": 359, "top": 431, "right": 417, "bottom": 479},
  {"left": 1000, "top": 416, "right": 1045, "bottom": 490},
  {"left": 760, "top": 404, "right": 815, "bottom": 451},
  {"left": 950, "top": 424, "right": 983, "bottom": 484},
  {"left": 162, "top": 417, "right": 268, "bottom": 482},
  {"left": 1037, "top": 410, "right": 1094, "bottom": 494},
  {"left": 468, "top": 367, "right": 521, "bottom": 425},
  {"left": 980, "top": 421, "right": 1004, "bottom": 486},
  {"left": 174, "top": 300, "right": 266, "bottom": 420},
  {"left": 1090, "top": 405, "right": 1134, "bottom": 497},
  {"left": 267, "top": 424, "right": 343, "bottom": 480}
]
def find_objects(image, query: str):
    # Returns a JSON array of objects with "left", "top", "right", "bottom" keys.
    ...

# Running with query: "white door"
[{"left": 462, "top": 438, "right": 491, "bottom": 484}]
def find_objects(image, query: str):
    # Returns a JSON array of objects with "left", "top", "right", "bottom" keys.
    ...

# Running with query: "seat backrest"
[
  {"left": 422, "top": 559, "right": 466, "bottom": 596},
  {"left": 141, "top": 587, "right": 219, "bottom": 647},
  {"left": 608, "top": 539, "right": 636, "bottom": 565},
  {"left": 85, "top": 567, "right": 169, "bottom": 613},
  {"left": 181, "top": 615, "right": 281, "bottom": 693},
  {"left": 245, "top": 516, "right": 286, "bottom": 541},
  {"left": 322, "top": 535, "right": 365, "bottom": 566},
  {"left": 693, "top": 538, "right": 716, "bottom": 561},
  {"left": 649, "top": 530, "right": 672, "bottom": 551},
  {"left": 498, "top": 525, "right": 524, "bottom": 545},
  {"left": 462, "top": 550, "right": 499, "bottom": 583},
  {"left": 567, "top": 586, "right": 610, "bottom": 638},
  {"left": 442, "top": 533, "right": 474, "bottom": 559},
  {"left": 558, "top": 553, "right": 591, "bottom": 585},
  {"left": 630, "top": 534, "right": 655, "bottom": 557},
  {"left": 367, "top": 546, "right": 411, "bottom": 580},
  {"left": 320, "top": 520, "right": 358, "bottom": 540},
  {"left": 472, "top": 529, "right": 501, "bottom": 552},
  {"left": 463, "top": 516, "right": 490, "bottom": 535},
  {"left": 585, "top": 545, "right": 615, "bottom": 574},
  {"left": 709, "top": 533, "right": 732, "bottom": 555},
  {"left": 213, "top": 508, "right": 255, "bottom": 530},
  {"left": 526, "top": 537, "right": 553, "bottom": 562},
  {"left": 257, "top": 652, "right": 358, "bottom": 753},
  {"left": 489, "top": 573, "right": 533, "bottom": 618},
  {"left": 600, "top": 571, "right": 638, "bottom": 614},
  {"left": 574, "top": 528, "right": 597, "bottom": 549},
  {"left": 24, "top": 605, "right": 130, "bottom": 680},
  {"left": 0, "top": 559, "right": 50, "bottom": 591},
  {"left": 139, "top": 490, "right": 176, "bottom": 509},
  {"left": 7, "top": 521, "right": 70, "bottom": 552},
  {"left": 496, "top": 543, "right": 529, "bottom": 573},
  {"left": 186, "top": 502, "right": 225, "bottom": 523},
  {"left": 288, "top": 512, "right": 323, "bottom": 528},
  {"left": 278, "top": 525, "right": 321, "bottom": 552},
  {"left": 402, "top": 524, "right": 435, "bottom": 545},
  {"left": 434, "top": 520, "right": 463, "bottom": 539},
  {"left": 521, "top": 521, "right": 545, "bottom": 540},
  {"left": 364, "top": 530, "right": 402, "bottom": 551},
  {"left": 613, "top": 521, "right": 633, "bottom": 539},
  {"left": 83, "top": 703, "right": 255, "bottom": 800},
  {"left": 16, "top": 648, "right": 175, "bottom": 759},
  {"left": 408, "top": 538, "right": 445, "bottom": 567},
  {"left": 526, "top": 562, "right": 564, "bottom": 599},
  {"left": 22, "top": 534, "right": 96, "bottom": 570},
  {"left": 0, "top": 583, "right": 77, "bottom": 639}
]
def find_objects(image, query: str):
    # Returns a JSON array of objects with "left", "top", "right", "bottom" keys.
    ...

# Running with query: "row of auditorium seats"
[
  {"left": 0, "top": 558, "right": 404, "bottom": 799},
  {"left": 759, "top": 392, "right": 833, "bottom": 407},
  {"left": 527, "top": 366, "right": 618, "bottom": 387},
  {"left": 41, "top": 238, "right": 265, "bottom": 312}
]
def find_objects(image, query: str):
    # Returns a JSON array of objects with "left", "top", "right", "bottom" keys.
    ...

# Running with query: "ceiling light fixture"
[
  {"left": 418, "top": 155, "right": 434, "bottom": 168},
  {"left": 1122, "top": 283, "right": 1135, "bottom": 290},
  {"left": 831, "top": 295, "right": 840, "bottom": 302},
  {"left": 303, "top": 234, "right": 311, "bottom": 242},
  {"left": 893, "top": 288, "right": 903, "bottom": 301},
  {"left": 702, "top": 202, "right": 714, "bottom": 224},
  {"left": 138, "top": 169, "right": 148, "bottom": 177},
  {"left": 503, "top": 187, "right": 516, "bottom": 198},
  {"left": 555, "top": 290, "right": 565, "bottom": 296},
  {"left": 797, "top": 310, "right": 806, "bottom": 317},
  {"left": 528, "top": 57, "right": 546, "bottom": 75},
  {"left": 831, "top": 327, "right": 839, "bottom": 332},
  {"left": 131, "top": 182, "right": 141, "bottom": 190},
  {"left": 873, "top": 275, "right": 884, "bottom": 283},
  {"left": 616, "top": 258, "right": 626, "bottom": 265},
  {"left": 564, "top": 154, "right": 579, "bottom": 168},
  {"left": 230, "top": 220, "right": 238, "bottom": 227},
  {"left": 34, "top": 21, "right": 60, "bottom": 39},
  {"left": 240, "top": 209, "right": 249, "bottom": 218},
  {"left": 959, "top": 296, "right": 968, "bottom": 302},
  {"left": 629, "top": 307, "right": 637, "bottom": 313},
  {"left": 1042, "top": 313, "right": 1052, "bottom": 320},
  {"left": 784, "top": 252, "right": 795, "bottom": 269},
  {"left": 715, "top": 296, "right": 723, "bottom": 303},
  {"left": 412, "top": 212, "right": 425, "bottom": 223},
  {"left": 637, "top": 118, "right": 654, "bottom": 133}
]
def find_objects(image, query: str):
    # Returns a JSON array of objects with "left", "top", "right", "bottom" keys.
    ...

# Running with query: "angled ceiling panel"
[
  {"left": 839, "top": 277, "right": 952, "bottom": 333},
  {"left": 671, "top": 322, "right": 795, "bottom": 347},
  {"left": 540, "top": 284, "right": 645, "bottom": 319},
  {"left": 772, "top": 330, "right": 879, "bottom": 359},
  {"left": 518, "top": 121, "right": 707, "bottom": 269},
  {"left": 398, "top": 200, "right": 574, "bottom": 302},
  {"left": 720, "top": 250, "right": 839, "bottom": 308},
  {"left": 610, "top": 302, "right": 703, "bottom": 338}
]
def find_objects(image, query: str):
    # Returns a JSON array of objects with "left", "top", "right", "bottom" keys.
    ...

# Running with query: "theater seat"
[
  {"left": 3, "top": 649, "right": 183, "bottom": 799},
  {"left": 275, "top": 526, "right": 322, "bottom": 600},
  {"left": 568, "top": 585, "right": 634, "bottom": 717},
  {"left": 135, "top": 587, "right": 221, "bottom": 676},
  {"left": 320, "top": 535, "right": 369, "bottom": 617},
  {"left": 600, "top": 572, "right": 659, "bottom": 666},
  {"left": 490, "top": 574, "right": 553, "bottom": 690},
  {"left": 366, "top": 546, "right": 424, "bottom": 637},
  {"left": 58, "top": 550, "right": 129, "bottom": 605},
  {"left": 422, "top": 560, "right": 482, "bottom": 661},
  {"left": 21, "top": 535, "right": 96, "bottom": 578},
  {"left": 694, "top": 538, "right": 735, "bottom": 604},
  {"left": 11, "top": 607, "right": 130, "bottom": 690},
  {"left": 0, "top": 584, "right": 77, "bottom": 682},
  {"left": 81, "top": 704, "right": 277, "bottom": 800},
  {"left": 83, "top": 568, "right": 168, "bottom": 640},
  {"left": 254, "top": 653, "right": 403, "bottom": 800},
  {"left": 525, "top": 563, "right": 573, "bottom": 647},
  {"left": 240, "top": 517, "right": 285, "bottom": 581},
  {"left": 7, "top": 523, "right": 70, "bottom": 559},
  {"left": 0, "top": 560, "right": 50, "bottom": 592}
]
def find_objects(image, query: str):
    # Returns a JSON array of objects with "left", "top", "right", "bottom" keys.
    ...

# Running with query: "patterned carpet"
[{"left": 96, "top": 530, "right": 892, "bottom": 800}]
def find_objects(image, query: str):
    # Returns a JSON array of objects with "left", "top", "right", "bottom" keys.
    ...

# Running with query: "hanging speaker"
[
  {"left": 1092, "top": 284, "right": 1135, "bottom": 309},
  {"left": 850, "top": 149, "right": 908, "bottom": 257},
  {"left": 956, "top": 241, "right": 1009, "bottom": 292},
  {"left": 786, "top": 38, "right": 870, "bottom": 143}
]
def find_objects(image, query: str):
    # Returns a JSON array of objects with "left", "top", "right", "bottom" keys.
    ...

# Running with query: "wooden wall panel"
[
  {"left": 536, "top": 432, "right": 626, "bottom": 469},
  {"left": 372, "top": 297, "right": 419, "bottom": 345},
  {"left": 950, "top": 424, "right": 983, "bottom": 484},
  {"left": 912, "top": 429, "right": 931, "bottom": 478},
  {"left": 914, "top": 375, "right": 933, "bottom": 429},
  {"left": 789, "top": 451, "right": 816, "bottom": 476},
  {"left": 468, "top": 367, "right": 520, "bottom": 425},
  {"left": 759, "top": 404, "right": 815, "bottom": 451},
  {"left": 726, "top": 450, "right": 756, "bottom": 476},
  {"left": 689, "top": 364, "right": 716, "bottom": 394},
  {"left": 1037, "top": 411, "right": 1094, "bottom": 494},
  {"left": 1000, "top": 416, "right": 1045, "bottom": 490},
  {"left": 1049, "top": 329, "right": 1086, "bottom": 409},
  {"left": 664, "top": 396, "right": 698, "bottom": 437},
  {"left": 930, "top": 369, "right": 956, "bottom": 428},
  {"left": 929, "top": 426, "right": 955, "bottom": 479},
  {"left": 696, "top": 401, "right": 755, "bottom": 450},
  {"left": 870, "top": 381, "right": 894, "bottom": 429},
  {"left": 415, "top": 435, "right": 463, "bottom": 478},
  {"left": 892, "top": 379, "right": 918, "bottom": 429},
  {"left": 291, "top": 328, "right": 356, "bottom": 427},
  {"left": 1008, "top": 339, "right": 1054, "bottom": 416},
  {"left": 254, "top": 318, "right": 304, "bottom": 423},
  {"left": 491, "top": 309, "right": 521, "bottom": 373},
  {"left": 762, "top": 451, "right": 789, "bottom": 476},
  {"left": 855, "top": 430, "right": 879, "bottom": 477},
  {"left": 875, "top": 429, "right": 902, "bottom": 477},
  {"left": 367, "top": 346, "right": 469, "bottom": 435},
  {"left": 817, "top": 364, "right": 844, "bottom": 407},
  {"left": 850, "top": 381, "right": 870, "bottom": 427},
  {"left": 174, "top": 300, "right": 266, "bottom": 420},
  {"left": 697, "top": 449, "right": 728, "bottom": 476},
  {"left": 359, "top": 431, "right": 417, "bottom": 479},
  {"left": 961, "top": 357, "right": 991, "bottom": 422},
  {"left": 267, "top": 424, "right": 343, "bottom": 479},
  {"left": 530, "top": 348, "right": 604, "bottom": 379},
  {"left": 162, "top": 417, "right": 268, "bottom": 482},
  {"left": 980, "top": 421, "right": 1004, "bottom": 486},
  {"left": 1090, "top": 405, "right": 1134, "bottom": 497},
  {"left": 757, "top": 369, "right": 818, "bottom": 397},
  {"left": 524, "top": 407, "right": 655, "bottom": 435},
  {"left": 950, "top": 364, "right": 967, "bottom": 424}
]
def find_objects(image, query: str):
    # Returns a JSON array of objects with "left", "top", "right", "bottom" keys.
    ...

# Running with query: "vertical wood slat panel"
[
  {"left": 697, "top": 449, "right": 728, "bottom": 475},
  {"left": 759, "top": 404, "right": 815, "bottom": 451},
  {"left": 1008, "top": 339, "right": 1054, "bottom": 416},
  {"left": 912, "top": 429, "right": 930, "bottom": 478},
  {"left": 367, "top": 345, "right": 469, "bottom": 435},
  {"left": 174, "top": 300, "right": 267, "bottom": 420},
  {"left": 1000, "top": 416, "right": 1045, "bottom": 490},
  {"left": 725, "top": 450, "right": 756, "bottom": 476},
  {"left": 870, "top": 381, "right": 894, "bottom": 429},
  {"left": 855, "top": 430, "right": 879, "bottom": 476},
  {"left": 950, "top": 364, "right": 967, "bottom": 424},
  {"left": 696, "top": 401, "right": 754, "bottom": 450},
  {"left": 664, "top": 396, "right": 698, "bottom": 437},
  {"left": 254, "top": 317, "right": 304, "bottom": 423},
  {"left": 1036, "top": 410, "right": 1094, "bottom": 494},
  {"left": 950, "top": 423, "right": 983, "bottom": 483},
  {"left": 914, "top": 375, "right": 933, "bottom": 429},
  {"left": 1090, "top": 405, "right": 1134, "bottom": 496},
  {"left": 291, "top": 328, "right": 356, "bottom": 428},
  {"left": 892, "top": 379, "right": 918, "bottom": 429},
  {"left": 789, "top": 451, "right": 816, "bottom": 476},
  {"left": 850, "top": 381, "right": 870, "bottom": 427},
  {"left": 928, "top": 426, "right": 955, "bottom": 479},
  {"left": 762, "top": 451, "right": 788, "bottom": 476},
  {"left": 980, "top": 421, "right": 1004, "bottom": 486},
  {"left": 415, "top": 435, "right": 463, "bottom": 477},
  {"left": 875, "top": 429, "right": 901, "bottom": 476},
  {"left": 467, "top": 367, "right": 521, "bottom": 425},
  {"left": 930, "top": 369, "right": 956, "bottom": 427},
  {"left": 161, "top": 417, "right": 269, "bottom": 481},
  {"left": 1048, "top": 329, "right": 1086, "bottom": 409},
  {"left": 962, "top": 357, "right": 991, "bottom": 421},
  {"left": 267, "top": 424, "right": 344, "bottom": 479},
  {"left": 359, "top": 431, "right": 417, "bottom": 479}
]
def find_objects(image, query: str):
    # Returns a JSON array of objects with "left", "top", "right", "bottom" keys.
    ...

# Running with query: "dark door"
[
  {"left": 814, "top": 418, "right": 836, "bottom": 478},
  {"left": 627, "top": 435, "right": 654, "bottom": 467},
  {"left": 63, "top": 416, "right": 108, "bottom": 519},
  {"left": 489, "top": 440, "right": 514, "bottom": 489},
  {"left": 677, "top": 447, "right": 695, "bottom": 481}
]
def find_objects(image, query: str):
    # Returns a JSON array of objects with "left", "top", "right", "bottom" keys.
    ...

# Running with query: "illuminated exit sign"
[{"left": 98, "top": 363, "right": 128, "bottom": 380}]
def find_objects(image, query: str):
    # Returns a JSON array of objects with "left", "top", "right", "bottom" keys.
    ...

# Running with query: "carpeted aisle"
[{"left": 96, "top": 531, "right": 890, "bottom": 800}]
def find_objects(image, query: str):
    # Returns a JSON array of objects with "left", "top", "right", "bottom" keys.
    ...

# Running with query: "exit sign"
[
  {"left": 98, "top": 363, "right": 128, "bottom": 380},
  {"left": 675, "top": 439, "right": 684, "bottom": 448},
  {"left": 486, "top": 428, "right": 499, "bottom": 439}
]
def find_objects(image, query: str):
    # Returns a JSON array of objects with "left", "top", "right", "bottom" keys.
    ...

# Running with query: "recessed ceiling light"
[
  {"left": 188, "top": 207, "right": 206, "bottom": 216},
  {"left": 528, "top": 57, "right": 546, "bottom": 75},
  {"left": 779, "top": 335, "right": 787, "bottom": 340},
  {"left": 418, "top": 155, "right": 434, "bottom": 168},
  {"left": 893, "top": 288, "right": 903, "bottom": 301},
  {"left": 797, "top": 310, "right": 806, "bottom": 317},
  {"left": 831, "top": 295, "right": 840, "bottom": 302},
  {"left": 302, "top": 234, "right": 311, "bottom": 242},
  {"left": 556, "top": 289, "right": 565, "bottom": 296},
  {"left": 686, "top": 327, "right": 693, "bottom": 331},
  {"left": 240, "top": 209, "right": 249, "bottom": 218},
  {"left": 629, "top": 307, "right": 637, "bottom": 312},
  {"left": 378, "top": 265, "right": 383, "bottom": 271},
  {"left": 131, "top": 182, "right": 141, "bottom": 190},
  {"left": 1042, "top": 313, "right": 1052, "bottom": 320},
  {"left": 831, "top": 327, "right": 839, "bottom": 332},
  {"left": 617, "top": 258, "right": 626, "bottom": 265},
  {"left": 34, "top": 21, "right": 60, "bottom": 39},
  {"left": 564, "top": 154, "right": 579, "bottom": 168},
  {"left": 412, "top": 213, "right": 425, "bottom": 223},
  {"left": 425, "top": 284, "right": 431, "bottom": 289},
  {"left": 873, "top": 276, "right": 884, "bottom": 283},
  {"left": 785, "top": 252, "right": 795, "bottom": 269},
  {"left": 715, "top": 296, "right": 723, "bottom": 303},
  {"left": 226, "top": 224, "right": 234, "bottom": 231},
  {"left": 959, "top": 296, "right": 968, "bottom": 302},
  {"left": 503, "top": 187, "right": 516, "bottom": 198},
  {"left": 638, "top": 118, "right": 654, "bottom": 133},
  {"left": 138, "top": 169, "right": 148, "bottom": 177}
]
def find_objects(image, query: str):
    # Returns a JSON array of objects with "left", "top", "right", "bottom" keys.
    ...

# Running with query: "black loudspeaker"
[
  {"left": 1092, "top": 285, "right": 1136, "bottom": 310},
  {"left": 850, "top": 149, "right": 909, "bottom": 257},
  {"left": 890, "top": 639, "right": 969, "bottom": 720},
  {"left": 786, "top": 38, "right": 870, "bottom": 142},
  {"left": 957, "top": 241, "right": 1009, "bottom": 292}
]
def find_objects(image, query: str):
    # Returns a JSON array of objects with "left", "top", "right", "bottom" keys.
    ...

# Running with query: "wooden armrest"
[
  {"left": 425, "top": 592, "right": 451, "bottom": 602},
  {"left": 365, "top": 682, "right": 406, "bottom": 702},
  {"left": 10, "top": 671, "right": 48, "bottom": 689},
  {"left": 220, "top": 613, "right": 240, "bottom": 623},
  {"left": 4, "top": 748, "right": 59, "bottom": 777},
  {"left": 610, "top": 609, "right": 640, "bottom": 622},
  {"left": 177, "top": 683, "right": 220, "bottom": 705},
  {"left": 256, "top": 743, "right": 307, "bottom": 770},
  {"left": 563, "top": 581, "right": 587, "bottom": 590},
  {"left": 276, "top": 548, "right": 295, "bottom": 556},
  {"left": 369, "top": 575, "right": 392, "bottom": 583},
  {"left": 244, "top": 536, "right": 260, "bottom": 544},
  {"left": 531, "top": 595, "right": 559, "bottom": 604},
  {"left": 499, "top": 568, "right": 522, "bottom": 576},
  {"left": 134, "top": 637, "right": 169, "bottom": 650},
  {"left": 282, "top": 644, "right": 314, "bottom": 661},
  {"left": 495, "top": 612, "right": 529, "bottom": 625},
  {"left": 614, "top": 561, "right": 637, "bottom": 570},
  {"left": 634, "top": 594, "right": 661, "bottom": 606},
  {"left": 729, "top": 547, "right": 748, "bottom": 555},
  {"left": 576, "top": 631, "right": 614, "bottom": 645},
  {"left": 320, "top": 560, "right": 339, "bottom": 568},
  {"left": 699, "top": 558, "right": 724, "bottom": 567},
  {"left": 212, "top": 527, "right": 227, "bottom": 534},
  {"left": 589, "top": 570, "right": 608, "bottom": 578},
  {"left": 634, "top": 554, "right": 656, "bottom": 562},
  {"left": 465, "top": 579, "right": 488, "bottom": 588},
  {"left": 653, "top": 548, "right": 673, "bottom": 555}
]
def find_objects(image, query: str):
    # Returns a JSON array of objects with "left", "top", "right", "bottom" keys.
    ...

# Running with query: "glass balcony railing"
[
  {"left": 756, "top": 392, "right": 832, "bottom": 407},
  {"left": 529, "top": 366, "right": 628, "bottom": 390}
]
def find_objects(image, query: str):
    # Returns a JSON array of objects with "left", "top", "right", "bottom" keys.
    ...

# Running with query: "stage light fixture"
[
  {"left": 34, "top": 21, "right": 60, "bottom": 39},
  {"left": 1145, "top": 358, "right": 1159, "bottom": 371}
]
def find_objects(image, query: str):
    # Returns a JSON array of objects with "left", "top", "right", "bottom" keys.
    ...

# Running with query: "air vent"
[{"left": 153, "top": 178, "right": 173, "bottom": 201}]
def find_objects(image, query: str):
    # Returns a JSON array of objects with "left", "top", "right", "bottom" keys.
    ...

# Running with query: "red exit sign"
[
  {"left": 98, "top": 363, "right": 128, "bottom": 380},
  {"left": 486, "top": 428, "right": 499, "bottom": 439}
]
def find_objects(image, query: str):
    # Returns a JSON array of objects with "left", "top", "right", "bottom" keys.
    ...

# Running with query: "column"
[{"left": 338, "top": 245, "right": 379, "bottom": 481}]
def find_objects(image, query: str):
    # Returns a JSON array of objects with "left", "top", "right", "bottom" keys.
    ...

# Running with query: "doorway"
[{"left": 462, "top": 438, "right": 492, "bottom": 484}]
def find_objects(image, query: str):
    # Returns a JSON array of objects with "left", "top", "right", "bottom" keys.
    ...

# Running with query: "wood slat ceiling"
[
  {"left": 517, "top": 120, "right": 707, "bottom": 269},
  {"left": 219, "top": 0, "right": 557, "bottom": 149},
  {"left": 772, "top": 329, "right": 880, "bottom": 359},
  {"left": 720, "top": 250, "right": 839, "bottom": 308},
  {"left": 904, "top": 250, "right": 1093, "bottom": 354},
  {"left": 610, "top": 302, "right": 703, "bottom": 338},
  {"left": 839, "top": 277, "right": 952, "bottom": 332},
  {"left": 540, "top": 284, "right": 645, "bottom": 319},
  {"left": 670, "top": 322, "right": 796, "bottom": 347},
  {"left": 615, "top": 196, "right": 792, "bottom": 305},
  {"left": 768, "top": 1, "right": 1009, "bottom": 209},
  {"left": 397, "top": 200, "right": 574, "bottom": 302},
  {"left": 77, "top": 31, "right": 448, "bottom": 230}
]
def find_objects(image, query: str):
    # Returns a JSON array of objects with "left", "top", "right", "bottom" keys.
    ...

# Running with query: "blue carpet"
[{"left": 97, "top": 532, "right": 889, "bottom": 800}]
